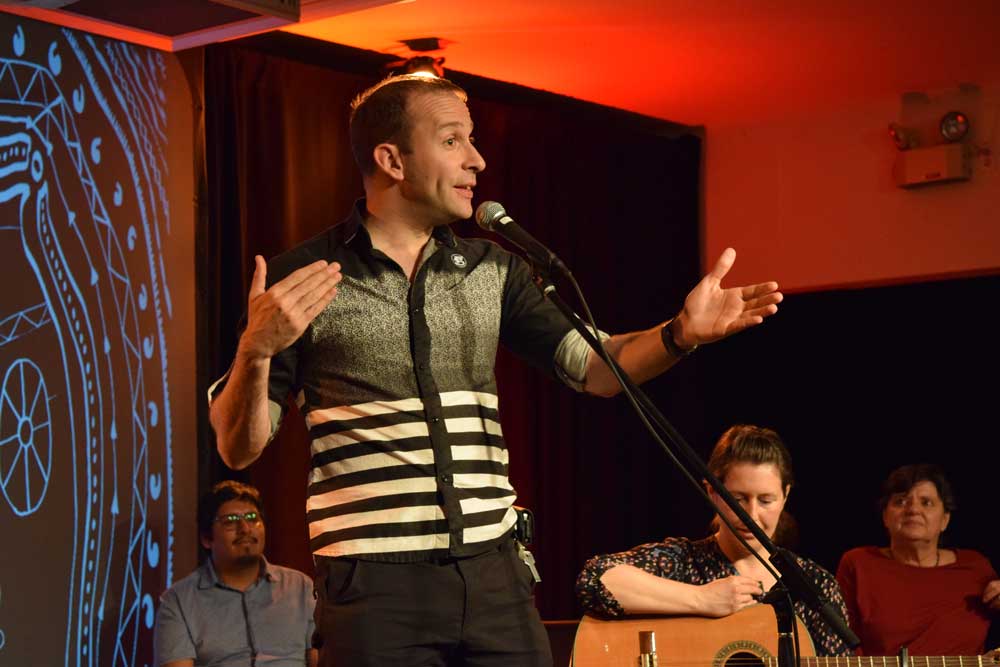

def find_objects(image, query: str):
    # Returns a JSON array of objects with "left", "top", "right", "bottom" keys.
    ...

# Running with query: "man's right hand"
[
  {"left": 238, "top": 255, "right": 342, "bottom": 360},
  {"left": 697, "top": 575, "right": 763, "bottom": 617}
]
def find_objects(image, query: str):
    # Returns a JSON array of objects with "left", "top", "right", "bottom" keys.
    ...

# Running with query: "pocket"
[
  {"left": 312, "top": 558, "right": 363, "bottom": 653},
  {"left": 319, "top": 558, "right": 362, "bottom": 604}
]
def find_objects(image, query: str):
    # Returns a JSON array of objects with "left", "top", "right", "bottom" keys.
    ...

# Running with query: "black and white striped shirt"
[{"left": 240, "top": 201, "right": 579, "bottom": 562}]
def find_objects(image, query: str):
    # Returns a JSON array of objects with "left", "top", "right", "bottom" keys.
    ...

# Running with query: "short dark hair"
[
  {"left": 707, "top": 424, "right": 795, "bottom": 491},
  {"left": 349, "top": 74, "right": 468, "bottom": 176},
  {"left": 878, "top": 463, "right": 957, "bottom": 514},
  {"left": 197, "top": 480, "right": 263, "bottom": 542}
]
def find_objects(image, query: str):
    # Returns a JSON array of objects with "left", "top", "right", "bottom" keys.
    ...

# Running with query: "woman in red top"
[{"left": 836, "top": 464, "right": 1000, "bottom": 655}]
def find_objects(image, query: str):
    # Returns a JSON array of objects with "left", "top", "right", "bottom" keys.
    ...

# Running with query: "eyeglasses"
[{"left": 213, "top": 511, "right": 262, "bottom": 529}]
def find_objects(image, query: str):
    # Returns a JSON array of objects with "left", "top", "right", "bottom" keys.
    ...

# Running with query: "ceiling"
[
  {"left": 5, "top": 0, "right": 1000, "bottom": 126},
  {"left": 284, "top": 0, "right": 1000, "bottom": 126}
]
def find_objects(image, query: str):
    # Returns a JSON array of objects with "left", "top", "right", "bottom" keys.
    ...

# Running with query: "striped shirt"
[{"left": 219, "top": 201, "right": 578, "bottom": 562}]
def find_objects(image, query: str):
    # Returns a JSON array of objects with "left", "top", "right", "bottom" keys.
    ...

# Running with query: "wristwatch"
[{"left": 660, "top": 318, "right": 697, "bottom": 359}]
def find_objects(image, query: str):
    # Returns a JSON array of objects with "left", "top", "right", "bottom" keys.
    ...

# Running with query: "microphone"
[{"left": 475, "top": 201, "right": 568, "bottom": 276}]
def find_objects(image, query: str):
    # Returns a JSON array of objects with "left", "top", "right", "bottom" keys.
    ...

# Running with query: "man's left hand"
[{"left": 672, "top": 247, "right": 782, "bottom": 348}]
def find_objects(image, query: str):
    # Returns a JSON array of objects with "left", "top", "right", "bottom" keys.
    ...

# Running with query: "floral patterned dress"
[{"left": 575, "top": 536, "right": 852, "bottom": 656}]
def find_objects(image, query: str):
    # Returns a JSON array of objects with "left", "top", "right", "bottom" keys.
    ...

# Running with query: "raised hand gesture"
[
  {"left": 673, "top": 248, "right": 782, "bottom": 348},
  {"left": 238, "top": 255, "right": 342, "bottom": 360}
]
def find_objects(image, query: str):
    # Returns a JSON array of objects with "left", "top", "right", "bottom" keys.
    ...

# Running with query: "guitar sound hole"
[{"left": 723, "top": 650, "right": 766, "bottom": 667}]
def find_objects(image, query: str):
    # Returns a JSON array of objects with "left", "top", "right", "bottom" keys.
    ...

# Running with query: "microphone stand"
[{"left": 529, "top": 265, "right": 859, "bottom": 661}]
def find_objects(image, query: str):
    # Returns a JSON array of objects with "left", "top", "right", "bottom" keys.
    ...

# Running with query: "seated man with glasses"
[{"left": 154, "top": 480, "right": 318, "bottom": 666}]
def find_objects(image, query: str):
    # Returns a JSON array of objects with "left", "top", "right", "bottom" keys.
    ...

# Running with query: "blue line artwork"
[
  {"left": 0, "top": 16, "right": 174, "bottom": 667},
  {"left": 0, "top": 357, "right": 52, "bottom": 515}
]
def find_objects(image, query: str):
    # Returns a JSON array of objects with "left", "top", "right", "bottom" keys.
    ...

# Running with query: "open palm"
[{"left": 679, "top": 248, "right": 782, "bottom": 345}]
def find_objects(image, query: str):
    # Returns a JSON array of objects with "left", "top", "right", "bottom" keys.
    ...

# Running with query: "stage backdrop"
[{"left": 0, "top": 13, "right": 197, "bottom": 667}]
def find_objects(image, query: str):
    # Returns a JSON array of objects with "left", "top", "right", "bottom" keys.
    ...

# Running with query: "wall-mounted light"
[
  {"left": 888, "top": 122, "right": 917, "bottom": 150},
  {"left": 939, "top": 111, "right": 970, "bottom": 142},
  {"left": 889, "top": 88, "right": 976, "bottom": 187}
]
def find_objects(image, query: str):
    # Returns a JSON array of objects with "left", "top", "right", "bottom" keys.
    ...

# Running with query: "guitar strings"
[{"left": 665, "top": 661, "right": 989, "bottom": 664}]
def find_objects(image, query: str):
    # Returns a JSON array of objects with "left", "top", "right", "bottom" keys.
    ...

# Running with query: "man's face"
[
  {"left": 201, "top": 499, "right": 266, "bottom": 570},
  {"left": 397, "top": 90, "right": 486, "bottom": 225}
]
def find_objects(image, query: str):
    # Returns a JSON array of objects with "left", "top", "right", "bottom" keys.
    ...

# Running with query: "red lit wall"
[{"left": 703, "top": 83, "right": 1000, "bottom": 292}]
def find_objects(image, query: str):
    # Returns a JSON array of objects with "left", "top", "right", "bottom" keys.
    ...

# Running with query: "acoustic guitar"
[{"left": 571, "top": 604, "right": 1000, "bottom": 667}]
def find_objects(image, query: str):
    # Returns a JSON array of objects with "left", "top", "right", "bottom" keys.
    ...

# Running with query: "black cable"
[
  {"left": 535, "top": 263, "right": 857, "bottom": 648},
  {"left": 560, "top": 269, "right": 782, "bottom": 582}
]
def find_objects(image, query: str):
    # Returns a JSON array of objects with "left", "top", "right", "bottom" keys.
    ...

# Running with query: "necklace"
[{"left": 889, "top": 547, "right": 940, "bottom": 567}]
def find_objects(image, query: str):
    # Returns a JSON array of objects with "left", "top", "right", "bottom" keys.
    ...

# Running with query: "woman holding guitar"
[
  {"left": 575, "top": 424, "right": 852, "bottom": 656},
  {"left": 836, "top": 464, "right": 1000, "bottom": 655}
]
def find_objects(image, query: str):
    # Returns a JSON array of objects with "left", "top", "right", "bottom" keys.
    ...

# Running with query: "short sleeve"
[
  {"left": 206, "top": 363, "right": 287, "bottom": 441},
  {"left": 154, "top": 589, "right": 196, "bottom": 666},
  {"left": 963, "top": 549, "right": 999, "bottom": 590},
  {"left": 552, "top": 327, "right": 611, "bottom": 392},
  {"left": 498, "top": 253, "right": 574, "bottom": 376}
]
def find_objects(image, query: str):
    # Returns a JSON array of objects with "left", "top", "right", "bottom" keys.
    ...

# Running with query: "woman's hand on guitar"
[{"left": 698, "top": 576, "right": 763, "bottom": 617}]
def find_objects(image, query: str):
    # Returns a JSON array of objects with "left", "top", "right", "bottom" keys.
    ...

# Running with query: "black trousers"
[{"left": 314, "top": 540, "right": 552, "bottom": 667}]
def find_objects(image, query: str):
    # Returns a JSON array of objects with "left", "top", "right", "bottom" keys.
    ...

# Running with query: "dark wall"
[
  {"left": 574, "top": 272, "right": 1000, "bottom": 600},
  {"left": 695, "top": 275, "right": 1000, "bottom": 575}
]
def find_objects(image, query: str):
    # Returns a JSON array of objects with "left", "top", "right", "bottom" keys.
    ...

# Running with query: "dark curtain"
[
  {"left": 199, "top": 34, "right": 702, "bottom": 619},
  {"left": 201, "top": 38, "right": 373, "bottom": 570}
]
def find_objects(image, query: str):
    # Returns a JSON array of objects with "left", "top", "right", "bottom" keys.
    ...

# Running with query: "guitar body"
[{"left": 571, "top": 604, "right": 816, "bottom": 667}]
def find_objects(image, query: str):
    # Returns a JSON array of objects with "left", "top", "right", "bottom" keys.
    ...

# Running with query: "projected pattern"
[
  {"left": 0, "top": 20, "right": 173, "bottom": 667},
  {"left": 0, "top": 358, "right": 52, "bottom": 515}
]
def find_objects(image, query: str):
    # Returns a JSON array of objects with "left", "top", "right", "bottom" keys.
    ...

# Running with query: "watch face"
[{"left": 940, "top": 111, "right": 970, "bottom": 142}]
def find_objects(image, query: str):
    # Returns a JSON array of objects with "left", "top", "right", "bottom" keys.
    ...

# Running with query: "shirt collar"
[
  {"left": 433, "top": 223, "right": 458, "bottom": 249},
  {"left": 340, "top": 199, "right": 367, "bottom": 246},
  {"left": 197, "top": 556, "right": 275, "bottom": 590},
  {"left": 343, "top": 198, "right": 458, "bottom": 251}
]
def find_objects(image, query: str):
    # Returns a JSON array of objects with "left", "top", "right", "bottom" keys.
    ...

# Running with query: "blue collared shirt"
[{"left": 154, "top": 558, "right": 315, "bottom": 666}]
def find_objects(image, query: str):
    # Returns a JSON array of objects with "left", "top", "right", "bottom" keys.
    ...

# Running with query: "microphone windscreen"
[{"left": 475, "top": 201, "right": 506, "bottom": 230}]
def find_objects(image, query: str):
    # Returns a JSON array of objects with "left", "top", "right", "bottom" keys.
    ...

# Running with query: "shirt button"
[
  {"left": 417, "top": 363, "right": 427, "bottom": 371},
  {"left": 430, "top": 416, "right": 441, "bottom": 424},
  {"left": 412, "top": 307, "right": 421, "bottom": 314},
  {"left": 440, "top": 473, "right": 452, "bottom": 484}
]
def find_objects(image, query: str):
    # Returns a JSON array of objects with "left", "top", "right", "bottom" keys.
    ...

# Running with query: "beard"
[
  {"left": 235, "top": 553, "right": 261, "bottom": 565},
  {"left": 230, "top": 537, "right": 263, "bottom": 565},
  {"left": 231, "top": 549, "right": 263, "bottom": 569}
]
